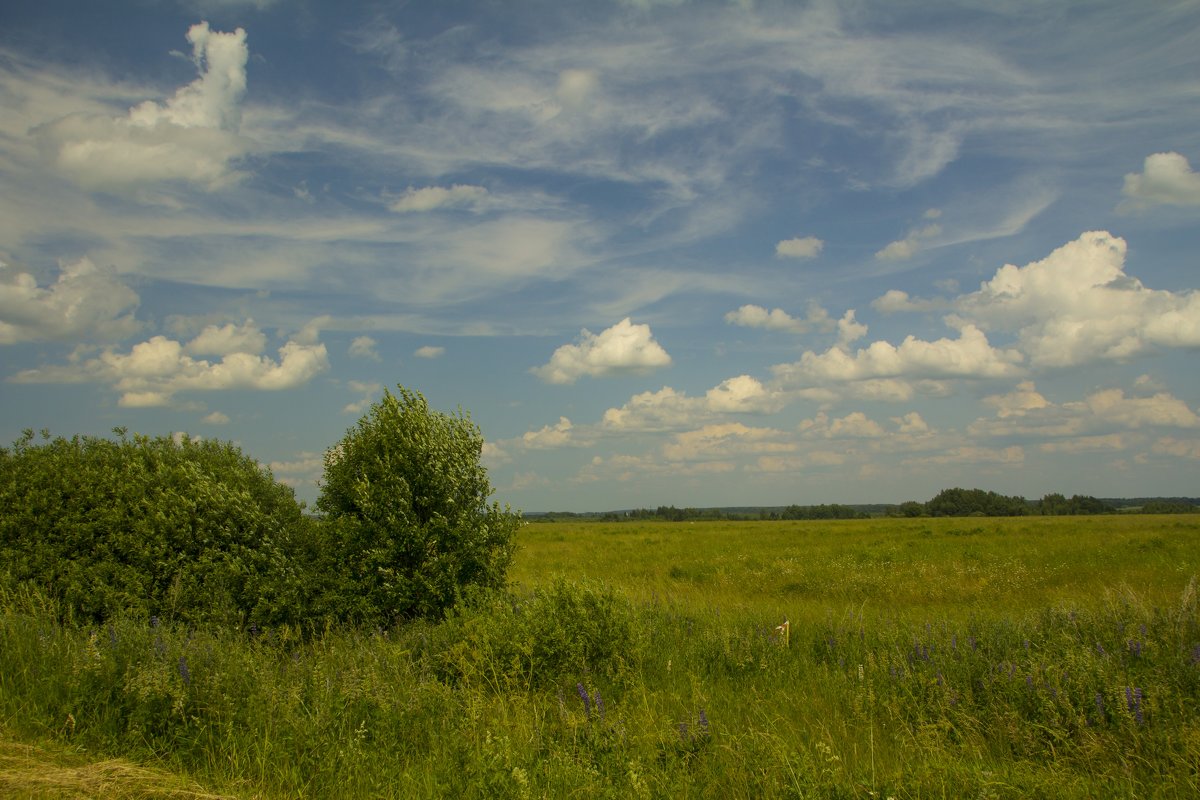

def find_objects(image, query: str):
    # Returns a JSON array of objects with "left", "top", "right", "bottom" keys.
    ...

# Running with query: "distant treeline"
[{"left": 527, "top": 490, "right": 1200, "bottom": 522}]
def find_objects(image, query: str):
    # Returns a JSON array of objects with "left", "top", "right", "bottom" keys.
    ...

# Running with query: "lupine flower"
[
  {"left": 698, "top": 709, "right": 709, "bottom": 735},
  {"left": 678, "top": 722, "right": 689, "bottom": 741},
  {"left": 576, "top": 683, "right": 591, "bottom": 717},
  {"left": 1095, "top": 693, "right": 1105, "bottom": 721},
  {"left": 1127, "top": 686, "right": 1144, "bottom": 725},
  {"left": 1128, "top": 639, "right": 1143, "bottom": 657},
  {"left": 178, "top": 655, "right": 191, "bottom": 686},
  {"left": 594, "top": 691, "right": 605, "bottom": 721}
]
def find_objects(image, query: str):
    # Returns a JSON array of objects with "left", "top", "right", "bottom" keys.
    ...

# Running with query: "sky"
[{"left": 2, "top": 0, "right": 1199, "bottom": 512}]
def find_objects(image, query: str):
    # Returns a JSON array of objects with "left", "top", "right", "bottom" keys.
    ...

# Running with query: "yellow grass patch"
[{"left": 0, "top": 731, "right": 232, "bottom": 800}]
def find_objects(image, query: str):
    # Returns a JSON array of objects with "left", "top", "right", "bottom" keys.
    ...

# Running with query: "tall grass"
[{"left": 2, "top": 516, "right": 1199, "bottom": 797}]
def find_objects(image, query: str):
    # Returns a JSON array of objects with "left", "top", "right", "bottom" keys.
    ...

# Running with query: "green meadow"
[{"left": 3, "top": 515, "right": 1199, "bottom": 798}]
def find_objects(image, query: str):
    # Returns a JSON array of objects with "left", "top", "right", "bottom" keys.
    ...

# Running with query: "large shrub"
[
  {"left": 0, "top": 429, "right": 308, "bottom": 626},
  {"left": 316, "top": 386, "right": 521, "bottom": 624}
]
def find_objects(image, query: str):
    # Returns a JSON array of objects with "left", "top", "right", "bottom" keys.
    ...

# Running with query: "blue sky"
[{"left": 2, "top": 0, "right": 1199, "bottom": 512}]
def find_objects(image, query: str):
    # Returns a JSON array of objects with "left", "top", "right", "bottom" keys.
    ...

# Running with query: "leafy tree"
[
  {"left": 0, "top": 429, "right": 307, "bottom": 626},
  {"left": 316, "top": 386, "right": 521, "bottom": 624}
]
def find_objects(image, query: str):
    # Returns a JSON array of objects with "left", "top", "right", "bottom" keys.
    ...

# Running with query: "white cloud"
[
  {"left": 532, "top": 317, "right": 671, "bottom": 384},
  {"left": 35, "top": 22, "right": 249, "bottom": 189},
  {"left": 414, "top": 345, "right": 445, "bottom": 359},
  {"left": 602, "top": 375, "right": 783, "bottom": 431},
  {"left": 773, "top": 322, "right": 1022, "bottom": 386},
  {"left": 871, "top": 289, "right": 949, "bottom": 314},
  {"left": 724, "top": 303, "right": 833, "bottom": 334},
  {"left": 343, "top": 380, "right": 382, "bottom": 415},
  {"left": 662, "top": 422, "right": 793, "bottom": 462},
  {"left": 1072, "top": 388, "right": 1200, "bottom": 429},
  {"left": 982, "top": 380, "right": 1050, "bottom": 418},
  {"left": 836, "top": 310, "right": 868, "bottom": 347},
  {"left": 556, "top": 69, "right": 599, "bottom": 108},
  {"left": 202, "top": 411, "right": 230, "bottom": 424},
  {"left": 522, "top": 417, "right": 585, "bottom": 449},
  {"left": 12, "top": 323, "right": 329, "bottom": 407},
  {"left": 775, "top": 236, "right": 824, "bottom": 259},
  {"left": 891, "top": 411, "right": 930, "bottom": 434},
  {"left": 481, "top": 441, "right": 512, "bottom": 466},
  {"left": 349, "top": 336, "right": 380, "bottom": 361},
  {"left": 875, "top": 220, "right": 942, "bottom": 261},
  {"left": 1152, "top": 437, "right": 1200, "bottom": 459},
  {"left": 957, "top": 231, "right": 1200, "bottom": 368},
  {"left": 0, "top": 257, "right": 141, "bottom": 344},
  {"left": 389, "top": 184, "right": 489, "bottom": 213},
  {"left": 798, "top": 410, "right": 886, "bottom": 439},
  {"left": 1120, "top": 152, "right": 1200, "bottom": 210},
  {"left": 185, "top": 319, "right": 266, "bottom": 356},
  {"left": 704, "top": 375, "right": 785, "bottom": 414}
]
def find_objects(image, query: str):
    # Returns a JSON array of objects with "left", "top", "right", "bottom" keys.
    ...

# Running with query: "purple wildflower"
[
  {"left": 1128, "top": 639, "right": 1142, "bottom": 657},
  {"left": 1191, "top": 643, "right": 1200, "bottom": 665},
  {"left": 576, "top": 683, "right": 591, "bottom": 717},
  {"left": 1095, "top": 693, "right": 1105, "bottom": 721},
  {"left": 178, "top": 655, "right": 191, "bottom": 686},
  {"left": 1127, "top": 686, "right": 1144, "bottom": 725},
  {"left": 698, "top": 709, "right": 709, "bottom": 734},
  {"left": 594, "top": 691, "right": 605, "bottom": 721},
  {"left": 1095, "top": 642, "right": 1106, "bottom": 657},
  {"left": 678, "top": 722, "right": 689, "bottom": 741}
]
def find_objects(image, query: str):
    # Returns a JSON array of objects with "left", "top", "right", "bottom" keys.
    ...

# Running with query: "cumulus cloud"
[
  {"left": 1153, "top": 437, "right": 1200, "bottom": 459},
  {"left": 348, "top": 336, "right": 380, "bottom": 361},
  {"left": 956, "top": 231, "right": 1200, "bottom": 368},
  {"left": 0, "top": 257, "right": 141, "bottom": 344},
  {"left": 185, "top": 319, "right": 266, "bottom": 356},
  {"left": 772, "top": 322, "right": 1022, "bottom": 387},
  {"left": 875, "top": 213, "right": 942, "bottom": 260},
  {"left": 11, "top": 320, "right": 329, "bottom": 407},
  {"left": 202, "top": 411, "right": 230, "bottom": 424},
  {"left": 724, "top": 303, "right": 833, "bottom": 334},
  {"left": 871, "top": 289, "right": 949, "bottom": 314},
  {"left": 35, "top": 22, "right": 249, "bottom": 189},
  {"left": 414, "top": 345, "right": 445, "bottom": 359},
  {"left": 602, "top": 375, "right": 783, "bottom": 431},
  {"left": 982, "top": 380, "right": 1051, "bottom": 418},
  {"left": 342, "top": 380, "right": 382, "bottom": 415},
  {"left": 704, "top": 375, "right": 786, "bottom": 414},
  {"left": 971, "top": 382, "right": 1198, "bottom": 447},
  {"left": 1120, "top": 152, "right": 1200, "bottom": 210},
  {"left": 799, "top": 411, "right": 886, "bottom": 439},
  {"left": 532, "top": 317, "right": 671, "bottom": 384},
  {"left": 661, "top": 422, "right": 793, "bottom": 462},
  {"left": 389, "top": 184, "right": 489, "bottom": 213},
  {"left": 522, "top": 417, "right": 587, "bottom": 449},
  {"left": 775, "top": 236, "right": 824, "bottom": 259}
]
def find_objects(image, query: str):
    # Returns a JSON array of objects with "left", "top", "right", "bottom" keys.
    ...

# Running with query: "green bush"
[
  {"left": 0, "top": 428, "right": 307, "bottom": 626},
  {"left": 316, "top": 386, "right": 521, "bottom": 624},
  {"left": 431, "top": 579, "right": 642, "bottom": 690}
]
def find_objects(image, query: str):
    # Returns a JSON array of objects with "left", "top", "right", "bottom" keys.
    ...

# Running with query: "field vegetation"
[{"left": 3, "top": 515, "right": 1199, "bottom": 798}]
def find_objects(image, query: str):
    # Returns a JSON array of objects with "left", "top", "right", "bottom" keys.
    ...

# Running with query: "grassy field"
[{"left": 2, "top": 515, "right": 1199, "bottom": 798}]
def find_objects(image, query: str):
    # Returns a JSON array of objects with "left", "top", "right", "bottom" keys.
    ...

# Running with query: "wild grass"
[{"left": 2, "top": 515, "right": 1199, "bottom": 798}]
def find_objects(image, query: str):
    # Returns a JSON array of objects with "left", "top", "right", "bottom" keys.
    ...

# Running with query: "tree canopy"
[{"left": 316, "top": 386, "right": 521, "bottom": 623}]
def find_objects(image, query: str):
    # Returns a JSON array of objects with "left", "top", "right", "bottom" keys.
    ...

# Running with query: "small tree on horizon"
[{"left": 316, "top": 385, "right": 521, "bottom": 623}]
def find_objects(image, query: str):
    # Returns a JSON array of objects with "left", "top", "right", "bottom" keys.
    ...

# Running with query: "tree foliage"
[
  {"left": 316, "top": 386, "right": 521, "bottom": 623},
  {"left": 0, "top": 429, "right": 308, "bottom": 626}
]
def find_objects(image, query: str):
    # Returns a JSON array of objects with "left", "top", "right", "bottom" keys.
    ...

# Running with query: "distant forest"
[{"left": 528, "top": 489, "right": 1200, "bottom": 522}]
